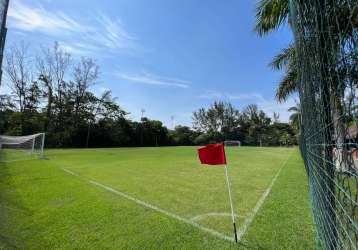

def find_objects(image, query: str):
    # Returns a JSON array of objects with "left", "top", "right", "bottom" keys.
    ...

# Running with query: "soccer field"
[{"left": 0, "top": 147, "right": 315, "bottom": 249}]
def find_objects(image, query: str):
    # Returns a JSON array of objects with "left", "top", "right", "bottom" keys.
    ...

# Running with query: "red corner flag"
[
  {"left": 197, "top": 143, "right": 227, "bottom": 165},
  {"left": 197, "top": 142, "right": 238, "bottom": 243}
]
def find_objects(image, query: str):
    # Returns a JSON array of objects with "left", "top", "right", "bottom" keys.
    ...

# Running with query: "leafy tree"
[
  {"left": 192, "top": 101, "right": 240, "bottom": 136},
  {"left": 0, "top": 41, "right": 298, "bottom": 148},
  {"left": 72, "top": 57, "right": 99, "bottom": 126},
  {"left": 170, "top": 125, "right": 198, "bottom": 145},
  {"left": 37, "top": 42, "right": 71, "bottom": 132},
  {"left": 24, "top": 81, "right": 41, "bottom": 113},
  {"left": 85, "top": 90, "right": 127, "bottom": 147},
  {"left": 240, "top": 104, "right": 271, "bottom": 146}
]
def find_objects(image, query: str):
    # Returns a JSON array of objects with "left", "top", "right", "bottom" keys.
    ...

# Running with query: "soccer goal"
[
  {"left": 0, "top": 133, "right": 45, "bottom": 162},
  {"left": 224, "top": 140, "right": 241, "bottom": 147}
]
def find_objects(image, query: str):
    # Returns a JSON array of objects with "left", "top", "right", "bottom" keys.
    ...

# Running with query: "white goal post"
[
  {"left": 224, "top": 140, "right": 241, "bottom": 147},
  {"left": 0, "top": 133, "right": 45, "bottom": 162}
]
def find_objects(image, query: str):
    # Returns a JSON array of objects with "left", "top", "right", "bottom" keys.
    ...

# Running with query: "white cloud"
[
  {"left": 94, "top": 14, "right": 136, "bottom": 50},
  {"left": 8, "top": 1, "right": 137, "bottom": 55},
  {"left": 117, "top": 71, "right": 190, "bottom": 88},
  {"left": 58, "top": 42, "right": 102, "bottom": 56},
  {"left": 198, "top": 90, "right": 297, "bottom": 122},
  {"left": 8, "top": 1, "right": 86, "bottom": 34}
]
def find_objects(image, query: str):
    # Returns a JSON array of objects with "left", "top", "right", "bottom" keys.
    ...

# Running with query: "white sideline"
[
  {"left": 62, "top": 168, "right": 80, "bottom": 177},
  {"left": 61, "top": 168, "right": 234, "bottom": 243},
  {"left": 235, "top": 152, "right": 293, "bottom": 241}
]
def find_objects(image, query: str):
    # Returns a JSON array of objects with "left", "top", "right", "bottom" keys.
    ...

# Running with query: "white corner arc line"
[
  {"left": 60, "top": 168, "right": 234, "bottom": 243},
  {"left": 236, "top": 152, "right": 293, "bottom": 241}
]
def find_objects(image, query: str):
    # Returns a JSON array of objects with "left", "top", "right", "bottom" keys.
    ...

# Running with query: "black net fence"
[
  {"left": 289, "top": 0, "right": 357, "bottom": 249},
  {"left": 0, "top": 0, "right": 8, "bottom": 85}
]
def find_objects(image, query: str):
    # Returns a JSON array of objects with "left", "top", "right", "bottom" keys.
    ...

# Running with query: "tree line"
[{"left": 0, "top": 42, "right": 297, "bottom": 147}]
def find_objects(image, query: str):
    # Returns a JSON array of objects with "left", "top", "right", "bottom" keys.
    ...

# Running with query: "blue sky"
[{"left": 4, "top": 0, "right": 296, "bottom": 128}]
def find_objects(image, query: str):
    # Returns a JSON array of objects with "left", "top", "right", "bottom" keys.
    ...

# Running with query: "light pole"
[{"left": 141, "top": 108, "right": 145, "bottom": 120}]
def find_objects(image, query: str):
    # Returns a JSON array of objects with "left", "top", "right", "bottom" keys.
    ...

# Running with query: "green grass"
[
  {"left": 0, "top": 149, "right": 41, "bottom": 162},
  {"left": 0, "top": 146, "right": 315, "bottom": 249}
]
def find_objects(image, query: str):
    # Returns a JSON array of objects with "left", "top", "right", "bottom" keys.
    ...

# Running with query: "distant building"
[{"left": 0, "top": 0, "right": 9, "bottom": 86}]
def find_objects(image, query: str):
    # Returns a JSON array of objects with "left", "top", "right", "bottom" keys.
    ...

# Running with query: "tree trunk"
[
  {"left": 85, "top": 123, "right": 91, "bottom": 148},
  {"left": 45, "top": 87, "right": 52, "bottom": 132}
]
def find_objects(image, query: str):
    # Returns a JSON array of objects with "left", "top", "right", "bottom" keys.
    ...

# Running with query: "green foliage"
[
  {"left": 1, "top": 42, "right": 297, "bottom": 148},
  {"left": 192, "top": 103, "right": 297, "bottom": 146},
  {"left": 255, "top": 1, "right": 298, "bottom": 103},
  {"left": 193, "top": 131, "right": 223, "bottom": 145},
  {"left": 270, "top": 44, "right": 298, "bottom": 102},
  {"left": 254, "top": 0, "right": 289, "bottom": 36},
  {"left": 169, "top": 126, "right": 198, "bottom": 145},
  {"left": 193, "top": 101, "right": 240, "bottom": 134},
  {"left": 1, "top": 42, "right": 171, "bottom": 148}
]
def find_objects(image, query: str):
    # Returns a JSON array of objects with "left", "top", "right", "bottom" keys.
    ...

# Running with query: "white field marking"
[
  {"left": 61, "top": 168, "right": 234, "bottom": 243},
  {"left": 236, "top": 152, "right": 293, "bottom": 241},
  {"left": 191, "top": 212, "right": 241, "bottom": 222},
  {"left": 62, "top": 168, "right": 80, "bottom": 177}
]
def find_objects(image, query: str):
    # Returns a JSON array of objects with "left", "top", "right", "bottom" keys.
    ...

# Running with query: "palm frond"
[
  {"left": 254, "top": 0, "right": 289, "bottom": 36},
  {"left": 275, "top": 69, "right": 298, "bottom": 102},
  {"left": 269, "top": 44, "right": 295, "bottom": 70},
  {"left": 288, "top": 106, "right": 299, "bottom": 112},
  {"left": 289, "top": 113, "right": 298, "bottom": 121}
]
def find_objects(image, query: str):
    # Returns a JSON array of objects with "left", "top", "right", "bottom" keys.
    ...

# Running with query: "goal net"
[
  {"left": 224, "top": 140, "right": 241, "bottom": 147},
  {"left": 0, "top": 133, "right": 45, "bottom": 162}
]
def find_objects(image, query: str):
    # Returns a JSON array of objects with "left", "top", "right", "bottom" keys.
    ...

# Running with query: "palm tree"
[
  {"left": 255, "top": 0, "right": 357, "bottom": 103},
  {"left": 254, "top": 0, "right": 298, "bottom": 102},
  {"left": 269, "top": 45, "right": 297, "bottom": 102},
  {"left": 288, "top": 104, "right": 301, "bottom": 131},
  {"left": 254, "top": 0, "right": 289, "bottom": 36}
]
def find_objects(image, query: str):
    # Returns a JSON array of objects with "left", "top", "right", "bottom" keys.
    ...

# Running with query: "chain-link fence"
[{"left": 289, "top": 0, "right": 357, "bottom": 249}]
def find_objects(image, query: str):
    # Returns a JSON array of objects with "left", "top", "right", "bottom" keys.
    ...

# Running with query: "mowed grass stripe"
[{"left": 61, "top": 167, "right": 234, "bottom": 242}]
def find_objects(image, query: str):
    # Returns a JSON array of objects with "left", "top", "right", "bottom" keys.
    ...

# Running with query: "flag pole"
[{"left": 224, "top": 164, "right": 238, "bottom": 243}]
